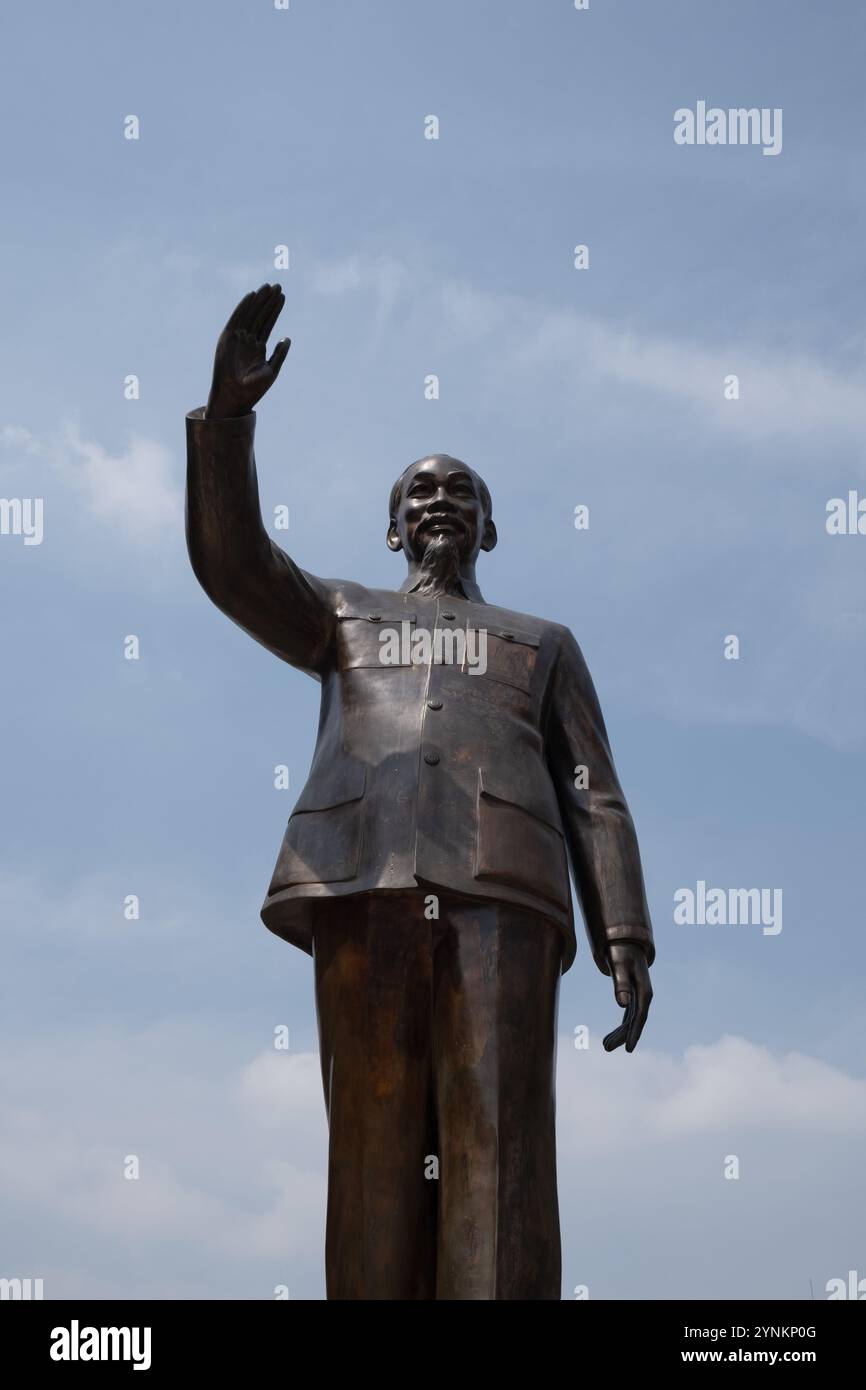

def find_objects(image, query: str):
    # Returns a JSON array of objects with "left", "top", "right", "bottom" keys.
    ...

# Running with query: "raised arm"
[
  {"left": 186, "top": 285, "right": 334, "bottom": 676},
  {"left": 545, "top": 627, "right": 654, "bottom": 1051}
]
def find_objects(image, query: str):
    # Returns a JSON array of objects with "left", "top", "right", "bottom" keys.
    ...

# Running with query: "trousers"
[{"left": 311, "top": 891, "right": 563, "bottom": 1300}]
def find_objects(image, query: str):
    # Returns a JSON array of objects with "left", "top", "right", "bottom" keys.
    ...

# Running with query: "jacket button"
[
  {"left": 424, "top": 752, "right": 440, "bottom": 765},
  {"left": 427, "top": 698, "right": 443, "bottom": 710},
  {"left": 368, "top": 613, "right": 382, "bottom": 622},
  {"left": 441, "top": 610, "right": 456, "bottom": 620}
]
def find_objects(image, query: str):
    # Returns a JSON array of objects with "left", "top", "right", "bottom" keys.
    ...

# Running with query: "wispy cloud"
[
  {"left": 1, "top": 420, "right": 181, "bottom": 544},
  {"left": 294, "top": 254, "right": 866, "bottom": 748},
  {"left": 305, "top": 254, "right": 866, "bottom": 445},
  {"left": 0, "top": 1025, "right": 861, "bottom": 1298},
  {"left": 443, "top": 283, "right": 866, "bottom": 445},
  {"left": 58, "top": 424, "right": 180, "bottom": 536}
]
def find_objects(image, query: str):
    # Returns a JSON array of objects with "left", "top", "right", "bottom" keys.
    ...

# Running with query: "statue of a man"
[{"left": 186, "top": 284, "right": 655, "bottom": 1300}]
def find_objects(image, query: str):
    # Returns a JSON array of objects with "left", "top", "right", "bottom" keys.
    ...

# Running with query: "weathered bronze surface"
[
  {"left": 186, "top": 285, "right": 655, "bottom": 1300},
  {"left": 313, "top": 892, "right": 563, "bottom": 1300}
]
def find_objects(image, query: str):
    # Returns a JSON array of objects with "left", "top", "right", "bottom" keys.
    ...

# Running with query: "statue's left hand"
[{"left": 602, "top": 942, "right": 652, "bottom": 1053}]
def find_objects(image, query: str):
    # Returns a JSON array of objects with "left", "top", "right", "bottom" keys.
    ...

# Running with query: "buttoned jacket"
[{"left": 186, "top": 409, "right": 655, "bottom": 975}]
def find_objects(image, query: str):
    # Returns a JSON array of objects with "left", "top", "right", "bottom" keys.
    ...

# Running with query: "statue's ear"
[
  {"left": 480, "top": 519, "right": 497, "bottom": 553},
  {"left": 386, "top": 520, "right": 403, "bottom": 553}
]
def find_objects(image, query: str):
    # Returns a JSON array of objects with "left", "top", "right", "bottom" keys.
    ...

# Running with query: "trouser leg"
[
  {"left": 312, "top": 895, "right": 437, "bottom": 1299},
  {"left": 432, "top": 899, "right": 563, "bottom": 1300}
]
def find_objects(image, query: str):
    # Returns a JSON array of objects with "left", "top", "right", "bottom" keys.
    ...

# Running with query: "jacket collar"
[{"left": 398, "top": 573, "right": 486, "bottom": 604}]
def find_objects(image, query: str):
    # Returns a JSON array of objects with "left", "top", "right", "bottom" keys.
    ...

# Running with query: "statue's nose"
[{"left": 432, "top": 488, "right": 457, "bottom": 508}]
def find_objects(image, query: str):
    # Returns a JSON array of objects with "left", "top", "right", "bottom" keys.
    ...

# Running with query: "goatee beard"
[{"left": 410, "top": 532, "right": 466, "bottom": 599}]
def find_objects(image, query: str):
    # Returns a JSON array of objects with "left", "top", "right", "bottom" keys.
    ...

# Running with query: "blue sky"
[{"left": 1, "top": 0, "right": 865, "bottom": 1299}]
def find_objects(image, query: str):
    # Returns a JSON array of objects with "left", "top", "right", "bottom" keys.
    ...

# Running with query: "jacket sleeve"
[
  {"left": 544, "top": 626, "right": 655, "bottom": 975},
  {"left": 185, "top": 408, "right": 334, "bottom": 677}
]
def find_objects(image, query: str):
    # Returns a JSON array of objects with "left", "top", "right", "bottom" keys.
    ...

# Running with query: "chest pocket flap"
[
  {"left": 336, "top": 608, "right": 417, "bottom": 669},
  {"left": 465, "top": 622, "right": 540, "bottom": 691}
]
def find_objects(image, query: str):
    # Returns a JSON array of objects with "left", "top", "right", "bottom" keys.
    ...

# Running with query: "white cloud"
[
  {"left": 305, "top": 254, "right": 866, "bottom": 445},
  {"left": 308, "top": 253, "right": 411, "bottom": 349},
  {"left": 557, "top": 1034, "right": 866, "bottom": 1158},
  {"left": 58, "top": 424, "right": 180, "bottom": 536},
  {"left": 0, "top": 1025, "right": 327, "bottom": 1298},
  {"left": 292, "top": 254, "right": 866, "bottom": 749},
  {"left": 1, "top": 419, "right": 181, "bottom": 543},
  {"left": 0, "top": 424, "right": 43, "bottom": 456},
  {"left": 0, "top": 1025, "right": 862, "bottom": 1298},
  {"left": 309, "top": 252, "right": 409, "bottom": 305},
  {"left": 470, "top": 290, "right": 866, "bottom": 444}
]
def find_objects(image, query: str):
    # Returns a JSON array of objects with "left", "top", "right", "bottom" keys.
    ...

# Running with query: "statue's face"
[{"left": 387, "top": 455, "right": 495, "bottom": 563}]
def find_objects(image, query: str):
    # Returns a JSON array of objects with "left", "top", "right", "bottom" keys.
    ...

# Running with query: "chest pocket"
[
  {"left": 337, "top": 610, "right": 418, "bottom": 670},
  {"left": 463, "top": 622, "right": 539, "bottom": 692}
]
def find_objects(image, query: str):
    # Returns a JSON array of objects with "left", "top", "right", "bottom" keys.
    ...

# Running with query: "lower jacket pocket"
[
  {"left": 269, "top": 765, "right": 366, "bottom": 888},
  {"left": 474, "top": 769, "right": 569, "bottom": 911}
]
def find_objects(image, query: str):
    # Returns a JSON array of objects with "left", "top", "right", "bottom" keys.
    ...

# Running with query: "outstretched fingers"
[
  {"left": 223, "top": 284, "right": 284, "bottom": 344},
  {"left": 225, "top": 290, "right": 256, "bottom": 332},
  {"left": 268, "top": 337, "right": 291, "bottom": 377},
  {"left": 250, "top": 284, "right": 282, "bottom": 339},
  {"left": 603, "top": 992, "right": 637, "bottom": 1052},
  {"left": 259, "top": 287, "right": 286, "bottom": 344},
  {"left": 625, "top": 978, "right": 652, "bottom": 1052}
]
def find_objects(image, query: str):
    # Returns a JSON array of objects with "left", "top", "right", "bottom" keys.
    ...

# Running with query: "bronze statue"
[{"left": 186, "top": 284, "right": 655, "bottom": 1300}]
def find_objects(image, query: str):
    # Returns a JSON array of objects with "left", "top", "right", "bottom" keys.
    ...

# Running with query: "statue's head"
[{"left": 386, "top": 455, "right": 497, "bottom": 582}]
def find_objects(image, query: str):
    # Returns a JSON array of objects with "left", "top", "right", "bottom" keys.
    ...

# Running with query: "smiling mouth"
[{"left": 421, "top": 518, "right": 462, "bottom": 535}]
